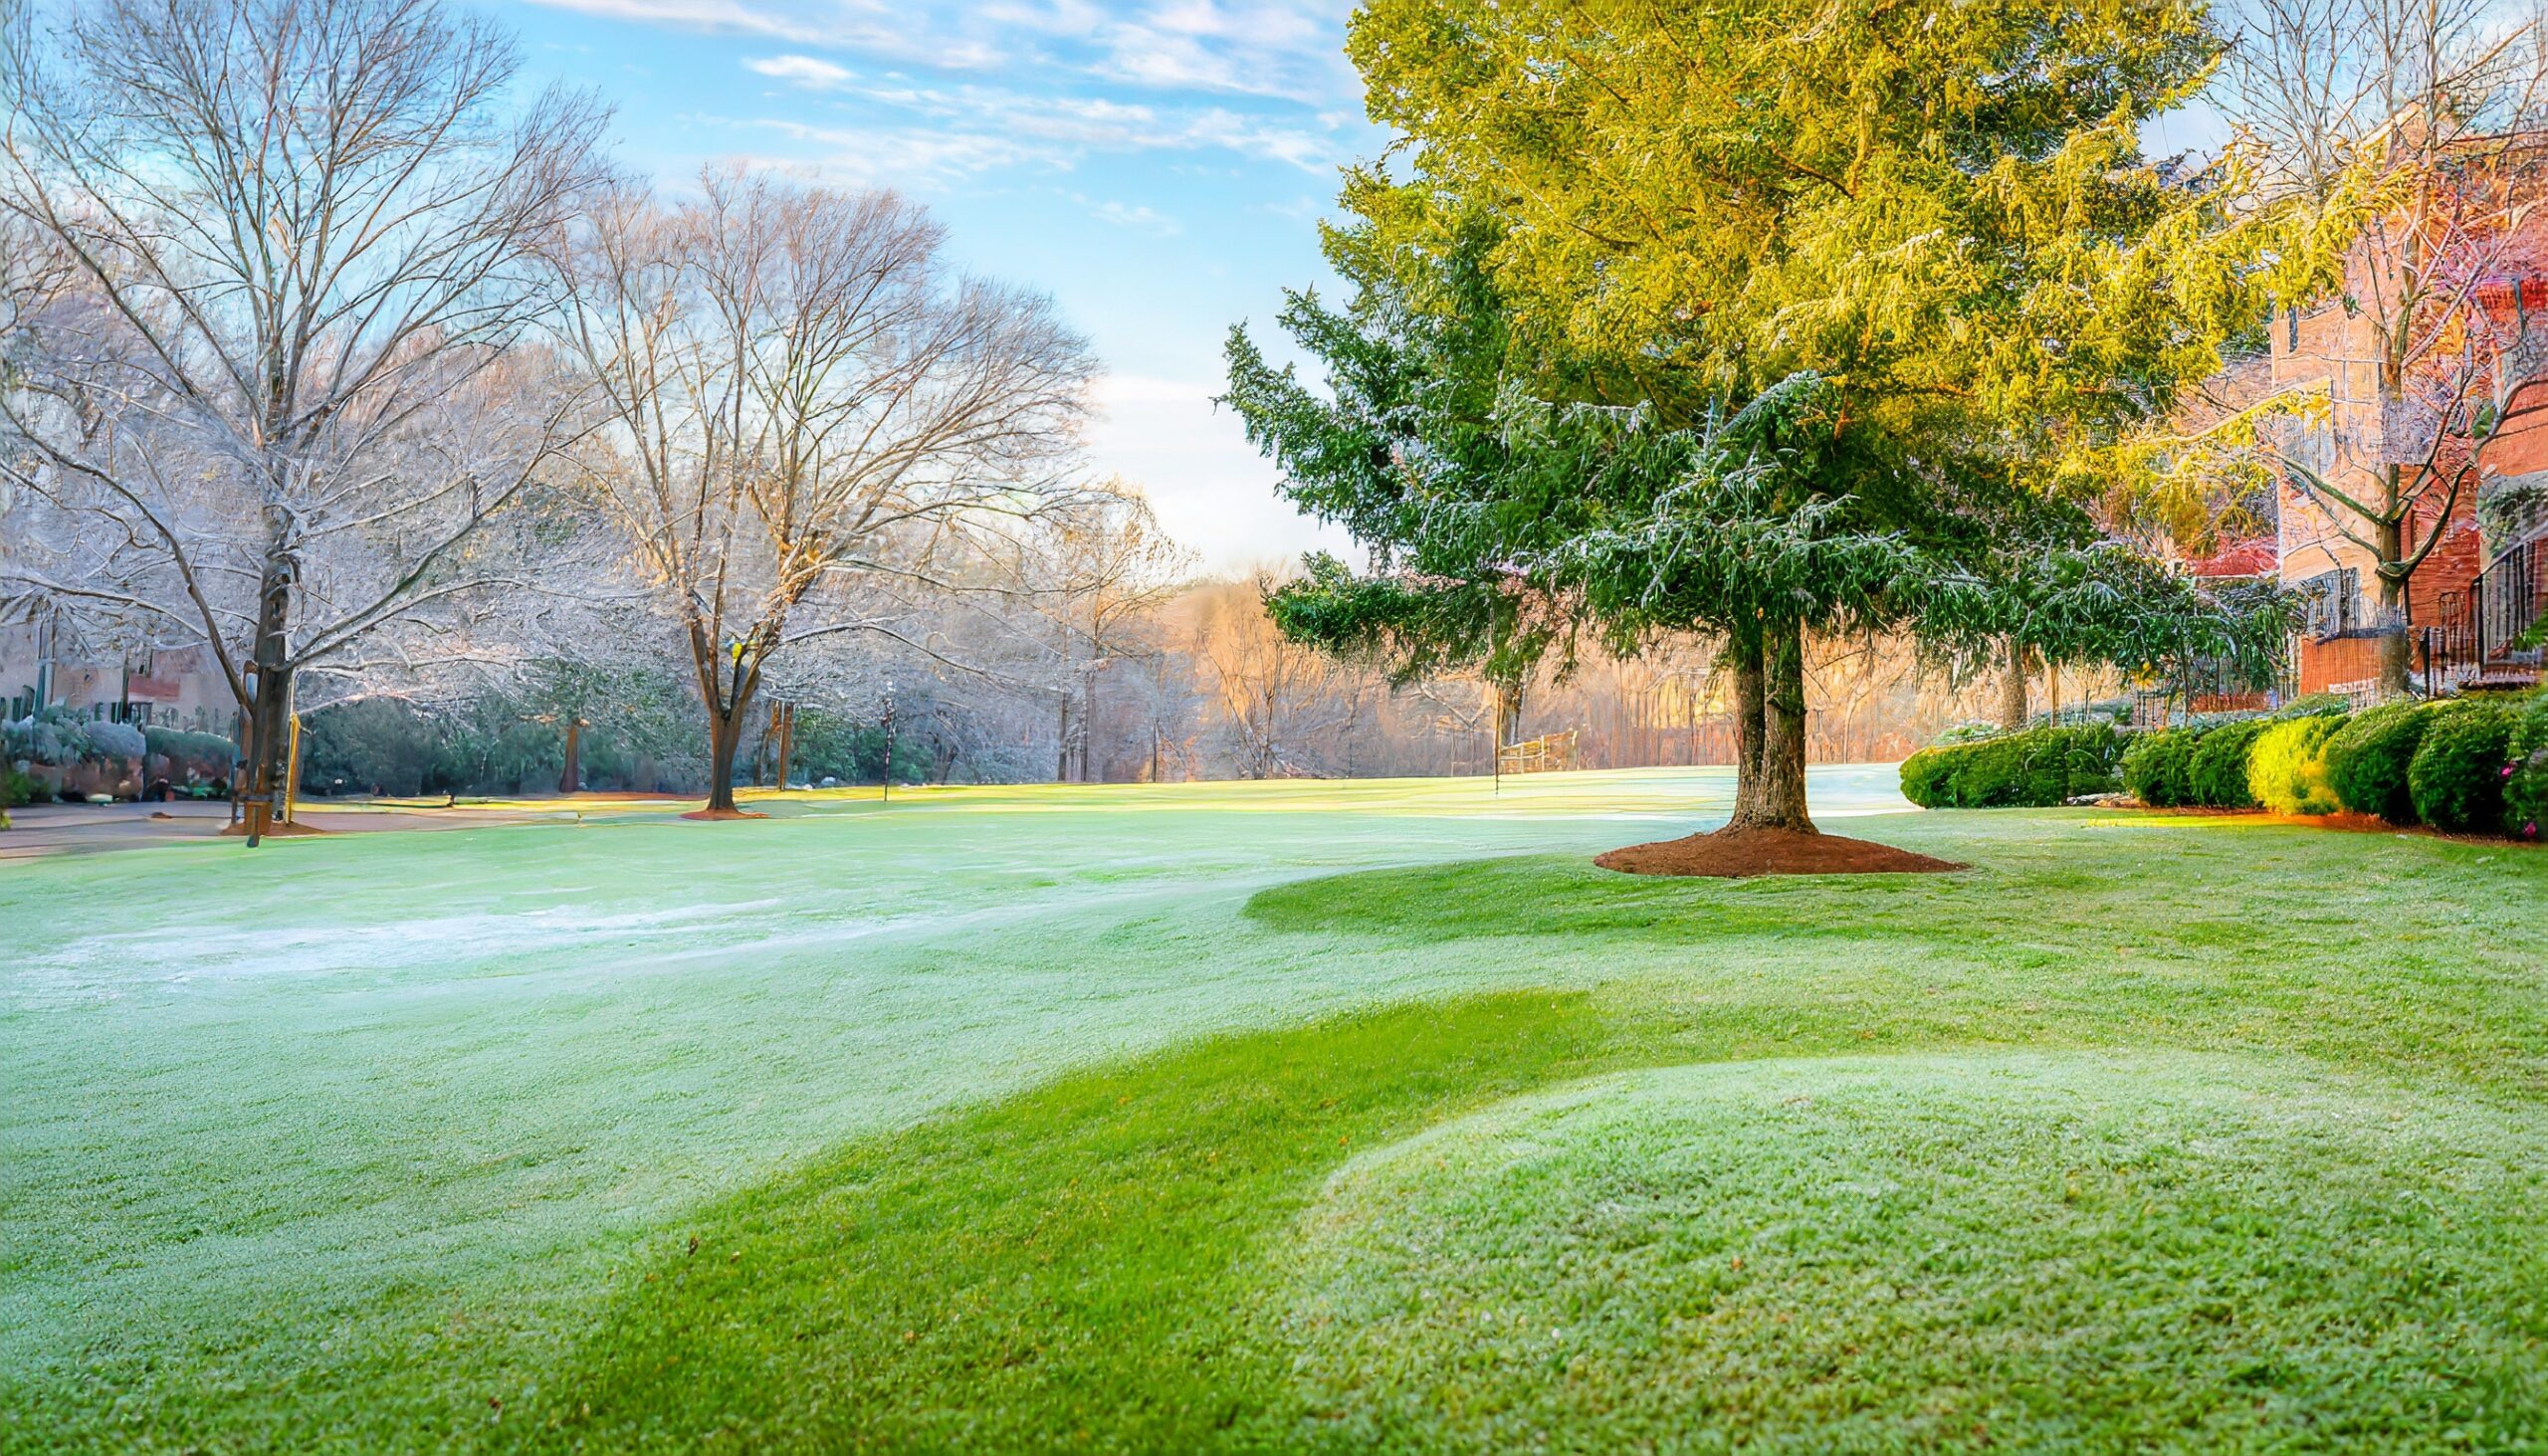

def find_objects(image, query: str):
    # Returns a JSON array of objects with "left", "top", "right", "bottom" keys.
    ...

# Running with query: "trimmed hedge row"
[
  {"left": 2411, "top": 698, "right": 2520, "bottom": 832},
  {"left": 2321, "top": 702, "right": 2434, "bottom": 824},
  {"left": 2191, "top": 720, "right": 2274, "bottom": 809},
  {"left": 2248, "top": 715, "right": 2348, "bottom": 816},
  {"left": 2507, "top": 695, "right": 2548, "bottom": 841},
  {"left": 2120, "top": 728, "right": 2202, "bottom": 807},
  {"left": 143, "top": 727, "right": 240, "bottom": 768},
  {"left": 1898, "top": 724, "right": 2125, "bottom": 808},
  {"left": 1919, "top": 692, "right": 2541, "bottom": 839}
]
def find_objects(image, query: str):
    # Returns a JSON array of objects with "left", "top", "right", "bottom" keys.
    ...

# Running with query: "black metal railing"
[
  {"left": 2423, "top": 536, "right": 2547, "bottom": 688},
  {"left": 2478, "top": 536, "right": 2547, "bottom": 668}
]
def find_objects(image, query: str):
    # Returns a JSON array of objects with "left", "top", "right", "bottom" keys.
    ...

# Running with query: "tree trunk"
[
  {"left": 704, "top": 707, "right": 744, "bottom": 813},
  {"left": 240, "top": 559, "right": 295, "bottom": 847},
  {"left": 1056, "top": 692, "right": 1073, "bottom": 783},
  {"left": 558, "top": 720, "right": 582, "bottom": 795},
  {"left": 2375, "top": 539, "right": 2412, "bottom": 698},
  {"left": 1083, "top": 670, "right": 1100, "bottom": 782},
  {"left": 2364, "top": 440, "right": 2416, "bottom": 698},
  {"left": 1727, "top": 623, "right": 1767, "bottom": 825},
  {"left": 1998, "top": 637, "right": 2031, "bottom": 730},
  {"left": 1731, "top": 615, "right": 1814, "bottom": 833}
]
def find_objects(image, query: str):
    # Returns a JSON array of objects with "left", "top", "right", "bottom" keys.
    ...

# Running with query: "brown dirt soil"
[
  {"left": 2099, "top": 802, "right": 2541, "bottom": 846},
  {"left": 1595, "top": 826, "right": 1967, "bottom": 879},
  {"left": 679, "top": 807, "right": 769, "bottom": 821}
]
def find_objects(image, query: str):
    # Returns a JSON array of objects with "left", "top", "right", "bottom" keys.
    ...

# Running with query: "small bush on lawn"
[
  {"left": 1898, "top": 724, "right": 2122, "bottom": 808},
  {"left": 2248, "top": 714, "right": 2350, "bottom": 815},
  {"left": 1898, "top": 747, "right": 1955, "bottom": 806},
  {"left": 84, "top": 720, "right": 145, "bottom": 762},
  {"left": 2504, "top": 694, "right": 2548, "bottom": 841},
  {"left": 2, "top": 710, "right": 92, "bottom": 767},
  {"left": 143, "top": 728, "right": 239, "bottom": 769},
  {"left": 2188, "top": 720, "right": 2273, "bottom": 809},
  {"left": 2322, "top": 701, "right": 2436, "bottom": 823},
  {"left": 2409, "top": 698, "right": 2522, "bottom": 833},
  {"left": 2121, "top": 728, "right": 2201, "bottom": 807}
]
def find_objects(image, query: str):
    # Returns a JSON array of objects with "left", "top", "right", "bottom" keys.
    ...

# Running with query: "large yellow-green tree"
[{"left": 1312, "top": 0, "right": 2271, "bottom": 830}]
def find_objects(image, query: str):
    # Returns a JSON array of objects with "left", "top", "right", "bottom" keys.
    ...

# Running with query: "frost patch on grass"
[{"left": 20, "top": 899, "right": 791, "bottom": 997}]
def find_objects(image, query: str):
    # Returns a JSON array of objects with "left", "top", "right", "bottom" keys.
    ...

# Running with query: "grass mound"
[
  {"left": 1593, "top": 826, "right": 1965, "bottom": 878},
  {"left": 1282, "top": 1053, "right": 2548, "bottom": 1452},
  {"left": 10, "top": 787, "right": 2548, "bottom": 1450}
]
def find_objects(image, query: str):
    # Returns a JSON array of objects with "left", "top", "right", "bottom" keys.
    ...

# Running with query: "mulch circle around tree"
[
  {"left": 214, "top": 820, "right": 329, "bottom": 838},
  {"left": 1595, "top": 826, "right": 1967, "bottom": 879},
  {"left": 679, "top": 808, "right": 769, "bottom": 821}
]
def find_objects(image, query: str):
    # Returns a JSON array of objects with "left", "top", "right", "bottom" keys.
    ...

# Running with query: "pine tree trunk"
[
  {"left": 1752, "top": 616, "right": 1815, "bottom": 832},
  {"left": 1724, "top": 617, "right": 1814, "bottom": 832},
  {"left": 1998, "top": 637, "right": 2030, "bottom": 730},
  {"left": 1727, "top": 624, "right": 1767, "bottom": 825}
]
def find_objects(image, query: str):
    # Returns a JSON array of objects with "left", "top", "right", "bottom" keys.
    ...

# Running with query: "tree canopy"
[{"left": 1230, "top": 0, "right": 2289, "bottom": 829}]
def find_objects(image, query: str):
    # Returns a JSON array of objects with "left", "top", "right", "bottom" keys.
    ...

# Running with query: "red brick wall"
[
  {"left": 2297, "top": 634, "right": 2392, "bottom": 695},
  {"left": 2395, "top": 378, "right": 2547, "bottom": 626}
]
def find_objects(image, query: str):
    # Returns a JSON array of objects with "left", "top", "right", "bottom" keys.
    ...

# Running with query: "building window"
[{"left": 2298, "top": 567, "right": 2359, "bottom": 640}]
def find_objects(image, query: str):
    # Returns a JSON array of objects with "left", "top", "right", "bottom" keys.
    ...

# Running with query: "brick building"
[
  {"left": 0, "top": 617, "right": 237, "bottom": 732},
  {"left": 2263, "top": 286, "right": 2548, "bottom": 697}
]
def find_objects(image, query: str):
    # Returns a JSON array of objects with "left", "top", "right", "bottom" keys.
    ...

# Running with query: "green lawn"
[{"left": 4, "top": 767, "right": 2544, "bottom": 1452}]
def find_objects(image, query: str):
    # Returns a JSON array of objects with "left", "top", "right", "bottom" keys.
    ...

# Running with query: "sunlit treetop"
[{"left": 1342, "top": 0, "right": 2277, "bottom": 491}]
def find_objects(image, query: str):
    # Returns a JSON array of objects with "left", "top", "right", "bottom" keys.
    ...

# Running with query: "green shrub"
[
  {"left": 3, "top": 709, "right": 92, "bottom": 766},
  {"left": 1898, "top": 748, "right": 1954, "bottom": 806},
  {"left": 2408, "top": 698, "right": 2521, "bottom": 833},
  {"left": 84, "top": 720, "right": 144, "bottom": 761},
  {"left": 2188, "top": 719, "right": 2273, "bottom": 809},
  {"left": 2321, "top": 701, "right": 2436, "bottom": 823},
  {"left": 2121, "top": 728, "right": 2200, "bottom": 807},
  {"left": 1898, "top": 724, "right": 2122, "bottom": 808},
  {"left": 2247, "top": 715, "right": 2350, "bottom": 815},
  {"left": 144, "top": 727, "right": 240, "bottom": 769},
  {"left": 1, "top": 766, "right": 40, "bottom": 809},
  {"left": 2504, "top": 695, "right": 2548, "bottom": 841}
]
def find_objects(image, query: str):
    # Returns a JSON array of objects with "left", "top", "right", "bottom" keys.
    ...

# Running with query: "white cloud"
[
  {"left": 1079, "top": 197, "right": 1181, "bottom": 235},
  {"left": 742, "top": 119, "right": 1057, "bottom": 188},
  {"left": 734, "top": 78, "right": 1345, "bottom": 186},
  {"left": 525, "top": 0, "right": 1007, "bottom": 69},
  {"left": 745, "top": 54, "right": 855, "bottom": 90},
  {"left": 525, "top": 0, "right": 1357, "bottom": 104}
]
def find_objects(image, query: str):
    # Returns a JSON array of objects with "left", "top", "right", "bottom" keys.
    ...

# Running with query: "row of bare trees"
[
  {"left": 0, "top": 0, "right": 1100, "bottom": 831},
  {"left": 0, "top": 0, "right": 2059, "bottom": 821}
]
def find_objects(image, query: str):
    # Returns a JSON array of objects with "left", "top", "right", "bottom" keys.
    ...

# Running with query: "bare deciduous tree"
[
  {"left": 0, "top": 0, "right": 606, "bottom": 839},
  {"left": 2216, "top": 0, "right": 2548, "bottom": 691},
  {"left": 1039, "top": 484, "right": 1193, "bottom": 780},
  {"left": 1188, "top": 574, "right": 1374, "bottom": 778},
  {"left": 550, "top": 167, "right": 1094, "bottom": 815}
]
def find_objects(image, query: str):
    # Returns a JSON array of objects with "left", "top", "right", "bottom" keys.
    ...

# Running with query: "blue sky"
[{"left": 497, "top": 0, "right": 1372, "bottom": 570}]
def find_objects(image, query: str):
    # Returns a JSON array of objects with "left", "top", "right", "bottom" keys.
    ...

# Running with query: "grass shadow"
[{"left": 534, "top": 990, "right": 1661, "bottom": 1451}]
